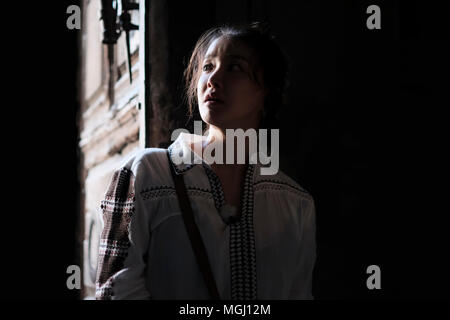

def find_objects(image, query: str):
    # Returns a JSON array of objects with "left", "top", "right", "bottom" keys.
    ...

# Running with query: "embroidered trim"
[
  {"left": 202, "top": 164, "right": 225, "bottom": 211},
  {"left": 254, "top": 179, "right": 309, "bottom": 194},
  {"left": 187, "top": 189, "right": 214, "bottom": 200},
  {"left": 229, "top": 165, "right": 258, "bottom": 300},
  {"left": 140, "top": 185, "right": 174, "bottom": 193},
  {"left": 141, "top": 186, "right": 175, "bottom": 200},
  {"left": 254, "top": 183, "right": 312, "bottom": 197},
  {"left": 140, "top": 186, "right": 213, "bottom": 201},
  {"left": 202, "top": 164, "right": 258, "bottom": 299}
]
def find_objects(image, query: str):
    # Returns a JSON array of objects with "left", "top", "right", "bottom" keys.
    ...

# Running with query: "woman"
[{"left": 95, "top": 22, "right": 316, "bottom": 300}]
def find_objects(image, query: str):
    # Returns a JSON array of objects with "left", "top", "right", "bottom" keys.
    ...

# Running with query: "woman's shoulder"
[
  {"left": 117, "top": 148, "right": 172, "bottom": 187},
  {"left": 125, "top": 147, "right": 168, "bottom": 166}
]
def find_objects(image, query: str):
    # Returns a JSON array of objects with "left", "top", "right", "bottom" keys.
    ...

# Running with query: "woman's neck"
[
  {"left": 205, "top": 125, "right": 226, "bottom": 146},
  {"left": 205, "top": 125, "right": 253, "bottom": 165}
]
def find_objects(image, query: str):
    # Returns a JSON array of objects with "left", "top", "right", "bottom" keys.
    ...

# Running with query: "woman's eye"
[
  {"left": 202, "top": 64, "right": 213, "bottom": 72},
  {"left": 229, "top": 63, "right": 242, "bottom": 71}
]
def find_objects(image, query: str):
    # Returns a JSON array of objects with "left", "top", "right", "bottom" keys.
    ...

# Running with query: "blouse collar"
[{"left": 167, "top": 132, "right": 263, "bottom": 175}]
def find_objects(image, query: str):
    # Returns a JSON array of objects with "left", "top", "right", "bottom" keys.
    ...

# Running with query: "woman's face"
[{"left": 197, "top": 36, "right": 266, "bottom": 130}]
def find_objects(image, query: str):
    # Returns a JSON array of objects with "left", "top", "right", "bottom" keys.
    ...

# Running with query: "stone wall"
[{"left": 79, "top": 0, "right": 141, "bottom": 299}]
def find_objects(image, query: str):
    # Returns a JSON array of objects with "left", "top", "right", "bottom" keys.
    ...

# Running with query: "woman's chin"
[
  {"left": 201, "top": 116, "right": 225, "bottom": 128},
  {"left": 200, "top": 108, "right": 228, "bottom": 127}
]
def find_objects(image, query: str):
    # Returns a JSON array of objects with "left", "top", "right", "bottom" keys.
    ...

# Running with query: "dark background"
[{"left": 5, "top": 0, "right": 447, "bottom": 299}]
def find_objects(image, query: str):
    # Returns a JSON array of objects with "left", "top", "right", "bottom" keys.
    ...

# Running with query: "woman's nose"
[{"left": 207, "top": 68, "right": 223, "bottom": 88}]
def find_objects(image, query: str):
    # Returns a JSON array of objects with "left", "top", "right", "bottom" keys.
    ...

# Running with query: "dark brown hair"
[{"left": 184, "top": 21, "right": 288, "bottom": 129}]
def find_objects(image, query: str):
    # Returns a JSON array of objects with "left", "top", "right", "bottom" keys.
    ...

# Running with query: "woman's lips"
[{"left": 204, "top": 99, "right": 224, "bottom": 107}]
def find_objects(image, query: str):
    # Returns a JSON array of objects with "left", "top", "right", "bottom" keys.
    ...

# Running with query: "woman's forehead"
[{"left": 203, "top": 36, "right": 255, "bottom": 61}]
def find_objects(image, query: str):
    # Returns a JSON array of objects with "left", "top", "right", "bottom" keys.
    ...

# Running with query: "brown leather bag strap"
[{"left": 166, "top": 150, "right": 221, "bottom": 300}]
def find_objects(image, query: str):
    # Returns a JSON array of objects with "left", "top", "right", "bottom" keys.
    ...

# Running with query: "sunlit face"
[{"left": 197, "top": 36, "right": 266, "bottom": 130}]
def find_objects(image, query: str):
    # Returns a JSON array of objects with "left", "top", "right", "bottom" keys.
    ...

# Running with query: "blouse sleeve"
[
  {"left": 95, "top": 165, "right": 152, "bottom": 300},
  {"left": 289, "top": 196, "right": 317, "bottom": 300}
]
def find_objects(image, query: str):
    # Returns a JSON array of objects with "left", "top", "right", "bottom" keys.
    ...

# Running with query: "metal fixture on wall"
[{"left": 100, "top": 0, "right": 139, "bottom": 105}]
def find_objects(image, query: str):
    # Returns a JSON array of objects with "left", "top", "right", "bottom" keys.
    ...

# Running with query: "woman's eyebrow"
[
  {"left": 226, "top": 54, "right": 250, "bottom": 64},
  {"left": 203, "top": 53, "right": 249, "bottom": 64}
]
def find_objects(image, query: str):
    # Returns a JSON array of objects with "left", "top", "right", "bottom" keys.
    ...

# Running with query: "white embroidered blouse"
[{"left": 95, "top": 133, "right": 316, "bottom": 300}]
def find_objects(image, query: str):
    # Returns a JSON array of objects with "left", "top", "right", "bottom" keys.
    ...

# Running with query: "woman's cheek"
[{"left": 197, "top": 78, "right": 206, "bottom": 101}]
